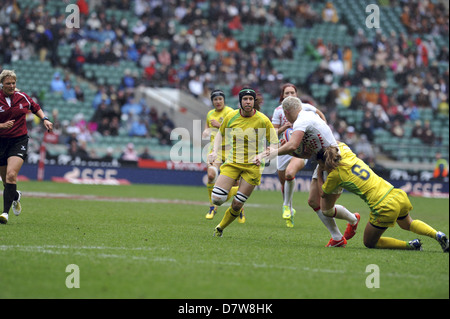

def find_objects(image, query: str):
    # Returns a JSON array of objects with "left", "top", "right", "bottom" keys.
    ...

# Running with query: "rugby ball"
[
  {"left": 283, "top": 128, "right": 304, "bottom": 158},
  {"left": 283, "top": 127, "right": 293, "bottom": 142}
]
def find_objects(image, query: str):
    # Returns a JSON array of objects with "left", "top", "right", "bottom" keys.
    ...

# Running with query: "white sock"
[
  {"left": 334, "top": 205, "right": 358, "bottom": 224},
  {"left": 315, "top": 208, "right": 343, "bottom": 240},
  {"left": 283, "top": 178, "right": 295, "bottom": 209}
]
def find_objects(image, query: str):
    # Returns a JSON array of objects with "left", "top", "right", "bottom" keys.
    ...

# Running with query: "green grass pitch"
[{"left": 0, "top": 181, "right": 448, "bottom": 299}]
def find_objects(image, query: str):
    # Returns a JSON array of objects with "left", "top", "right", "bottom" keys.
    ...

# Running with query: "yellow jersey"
[
  {"left": 206, "top": 105, "right": 234, "bottom": 146},
  {"left": 219, "top": 109, "right": 278, "bottom": 165},
  {"left": 322, "top": 143, "right": 394, "bottom": 213}
]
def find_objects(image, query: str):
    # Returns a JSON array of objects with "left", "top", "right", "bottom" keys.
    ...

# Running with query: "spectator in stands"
[
  {"left": 120, "top": 69, "right": 137, "bottom": 89},
  {"left": 129, "top": 117, "right": 148, "bottom": 138},
  {"left": 322, "top": 2, "right": 339, "bottom": 24},
  {"left": 411, "top": 120, "right": 424, "bottom": 139},
  {"left": 157, "top": 112, "right": 175, "bottom": 145},
  {"left": 343, "top": 126, "right": 357, "bottom": 149},
  {"left": 390, "top": 119, "right": 405, "bottom": 138},
  {"left": 228, "top": 15, "right": 243, "bottom": 31},
  {"left": 108, "top": 116, "right": 120, "bottom": 136},
  {"left": 74, "top": 84, "right": 84, "bottom": 102},
  {"left": 296, "top": 1, "right": 320, "bottom": 28},
  {"left": 139, "top": 147, "right": 154, "bottom": 160},
  {"left": 97, "top": 44, "right": 118, "bottom": 65},
  {"left": 101, "top": 147, "right": 115, "bottom": 162},
  {"left": 120, "top": 143, "right": 139, "bottom": 162},
  {"left": 360, "top": 110, "right": 375, "bottom": 142},
  {"left": 68, "top": 139, "right": 89, "bottom": 161},
  {"left": 433, "top": 152, "right": 448, "bottom": 180},
  {"left": 86, "top": 45, "right": 100, "bottom": 64},
  {"left": 97, "top": 117, "right": 111, "bottom": 136},
  {"left": 315, "top": 38, "right": 328, "bottom": 58},
  {"left": 157, "top": 48, "right": 171, "bottom": 67},
  {"left": 377, "top": 86, "right": 389, "bottom": 111},
  {"left": 420, "top": 120, "right": 435, "bottom": 145},
  {"left": 86, "top": 12, "right": 101, "bottom": 30},
  {"left": 68, "top": 44, "right": 86, "bottom": 75},
  {"left": 76, "top": 123, "right": 93, "bottom": 144},
  {"left": 403, "top": 98, "right": 420, "bottom": 122},
  {"left": 121, "top": 96, "right": 143, "bottom": 115},
  {"left": 63, "top": 82, "right": 77, "bottom": 103},
  {"left": 342, "top": 46, "right": 353, "bottom": 74},
  {"left": 50, "top": 72, "right": 66, "bottom": 94},
  {"left": 438, "top": 93, "right": 449, "bottom": 115},
  {"left": 328, "top": 53, "right": 345, "bottom": 77},
  {"left": 143, "top": 61, "right": 157, "bottom": 82},
  {"left": 188, "top": 74, "right": 203, "bottom": 98},
  {"left": 214, "top": 32, "right": 228, "bottom": 52},
  {"left": 366, "top": 87, "right": 379, "bottom": 105}
]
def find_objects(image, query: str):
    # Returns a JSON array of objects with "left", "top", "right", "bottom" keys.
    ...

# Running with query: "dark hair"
[
  {"left": 239, "top": 87, "right": 262, "bottom": 111},
  {"left": 279, "top": 83, "right": 298, "bottom": 103}
]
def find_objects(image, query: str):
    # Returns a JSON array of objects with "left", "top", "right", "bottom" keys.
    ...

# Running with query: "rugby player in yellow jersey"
[
  {"left": 202, "top": 89, "right": 240, "bottom": 220},
  {"left": 317, "top": 144, "right": 449, "bottom": 252},
  {"left": 207, "top": 88, "right": 279, "bottom": 237}
]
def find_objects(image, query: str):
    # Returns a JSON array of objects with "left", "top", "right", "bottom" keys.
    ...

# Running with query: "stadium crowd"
[{"left": 0, "top": 0, "right": 448, "bottom": 165}]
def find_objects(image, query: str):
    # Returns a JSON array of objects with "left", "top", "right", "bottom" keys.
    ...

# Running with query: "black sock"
[{"left": 3, "top": 183, "right": 17, "bottom": 214}]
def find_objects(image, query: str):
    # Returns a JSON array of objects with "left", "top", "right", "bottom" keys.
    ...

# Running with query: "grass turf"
[{"left": 0, "top": 181, "right": 448, "bottom": 299}]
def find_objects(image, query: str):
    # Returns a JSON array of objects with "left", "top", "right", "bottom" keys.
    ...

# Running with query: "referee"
[{"left": 0, "top": 69, "right": 53, "bottom": 224}]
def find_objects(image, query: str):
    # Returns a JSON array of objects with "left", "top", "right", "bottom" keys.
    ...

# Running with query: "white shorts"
[
  {"left": 277, "top": 154, "right": 308, "bottom": 171},
  {"left": 312, "top": 164, "right": 343, "bottom": 194},
  {"left": 277, "top": 154, "right": 292, "bottom": 171}
]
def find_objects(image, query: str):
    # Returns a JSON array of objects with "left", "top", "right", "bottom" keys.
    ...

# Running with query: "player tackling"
[{"left": 255, "top": 96, "right": 359, "bottom": 247}]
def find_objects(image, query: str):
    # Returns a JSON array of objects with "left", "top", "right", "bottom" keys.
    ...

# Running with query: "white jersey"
[
  {"left": 272, "top": 103, "right": 317, "bottom": 138},
  {"left": 273, "top": 103, "right": 316, "bottom": 170},
  {"left": 292, "top": 108, "right": 337, "bottom": 159}
]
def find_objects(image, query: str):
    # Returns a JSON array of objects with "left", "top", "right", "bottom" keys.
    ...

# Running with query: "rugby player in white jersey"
[
  {"left": 272, "top": 83, "right": 326, "bottom": 228},
  {"left": 256, "top": 96, "right": 359, "bottom": 247}
]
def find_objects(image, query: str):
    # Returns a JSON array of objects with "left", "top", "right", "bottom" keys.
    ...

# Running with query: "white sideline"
[{"left": 17, "top": 191, "right": 268, "bottom": 208}]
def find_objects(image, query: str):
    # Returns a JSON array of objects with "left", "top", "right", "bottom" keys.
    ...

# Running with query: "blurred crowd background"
[{"left": 0, "top": 0, "right": 448, "bottom": 176}]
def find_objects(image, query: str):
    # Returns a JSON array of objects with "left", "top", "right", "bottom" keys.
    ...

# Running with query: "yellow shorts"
[
  {"left": 369, "top": 188, "right": 412, "bottom": 228},
  {"left": 219, "top": 162, "right": 263, "bottom": 186}
]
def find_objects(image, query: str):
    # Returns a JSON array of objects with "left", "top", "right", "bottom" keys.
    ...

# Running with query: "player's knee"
[
  {"left": 308, "top": 198, "right": 319, "bottom": 209},
  {"left": 211, "top": 186, "right": 229, "bottom": 206},
  {"left": 322, "top": 207, "right": 335, "bottom": 217},
  {"left": 231, "top": 191, "right": 248, "bottom": 210},
  {"left": 364, "top": 239, "right": 377, "bottom": 249},
  {"left": 285, "top": 171, "right": 296, "bottom": 180},
  {"left": 5, "top": 171, "right": 18, "bottom": 183},
  {"left": 207, "top": 166, "right": 218, "bottom": 183}
]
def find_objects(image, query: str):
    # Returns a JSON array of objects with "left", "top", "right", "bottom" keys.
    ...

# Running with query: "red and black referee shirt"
[{"left": 0, "top": 91, "right": 42, "bottom": 138}]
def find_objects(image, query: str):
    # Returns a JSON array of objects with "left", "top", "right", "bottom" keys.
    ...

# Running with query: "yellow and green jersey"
[
  {"left": 322, "top": 143, "right": 394, "bottom": 212},
  {"left": 206, "top": 105, "right": 234, "bottom": 143},
  {"left": 206, "top": 105, "right": 234, "bottom": 152},
  {"left": 219, "top": 109, "right": 278, "bottom": 165}
]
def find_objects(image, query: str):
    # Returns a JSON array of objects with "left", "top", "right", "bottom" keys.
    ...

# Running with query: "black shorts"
[{"left": 0, "top": 134, "right": 29, "bottom": 166}]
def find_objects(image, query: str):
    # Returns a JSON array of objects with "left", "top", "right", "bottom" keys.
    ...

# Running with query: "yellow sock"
[
  {"left": 226, "top": 186, "right": 239, "bottom": 202},
  {"left": 218, "top": 206, "right": 240, "bottom": 230},
  {"left": 207, "top": 183, "right": 214, "bottom": 205},
  {"left": 375, "top": 237, "right": 409, "bottom": 250},
  {"left": 410, "top": 220, "right": 437, "bottom": 239}
]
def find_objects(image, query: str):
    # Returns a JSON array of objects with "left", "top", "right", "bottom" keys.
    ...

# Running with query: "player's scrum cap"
[
  {"left": 210, "top": 89, "right": 225, "bottom": 102},
  {"left": 238, "top": 87, "right": 256, "bottom": 104}
]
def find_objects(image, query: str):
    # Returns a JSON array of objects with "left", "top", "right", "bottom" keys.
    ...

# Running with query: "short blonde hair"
[
  {"left": 0, "top": 69, "right": 17, "bottom": 84},
  {"left": 282, "top": 96, "right": 302, "bottom": 113}
]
